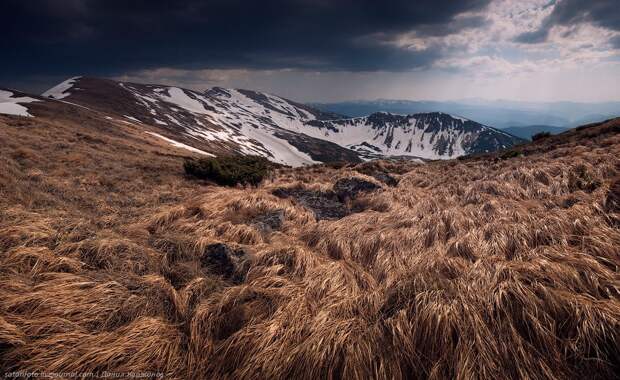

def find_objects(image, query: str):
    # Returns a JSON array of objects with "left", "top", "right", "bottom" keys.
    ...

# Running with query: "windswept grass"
[{"left": 1, "top": 107, "right": 619, "bottom": 379}]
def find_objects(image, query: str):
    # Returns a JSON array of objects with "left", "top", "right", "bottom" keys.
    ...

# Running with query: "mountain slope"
[
  {"left": 37, "top": 77, "right": 524, "bottom": 164},
  {"left": 39, "top": 77, "right": 360, "bottom": 166}
]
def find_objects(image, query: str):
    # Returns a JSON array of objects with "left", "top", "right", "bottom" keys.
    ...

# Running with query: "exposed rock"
[
  {"left": 333, "top": 177, "right": 381, "bottom": 201},
  {"left": 353, "top": 161, "right": 403, "bottom": 186},
  {"left": 200, "top": 243, "right": 251, "bottom": 282},
  {"left": 561, "top": 196, "right": 580, "bottom": 209},
  {"left": 251, "top": 209, "right": 285, "bottom": 232},
  {"left": 273, "top": 179, "right": 382, "bottom": 221},
  {"left": 273, "top": 188, "right": 349, "bottom": 220},
  {"left": 371, "top": 172, "right": 399, "bottom": 187}
]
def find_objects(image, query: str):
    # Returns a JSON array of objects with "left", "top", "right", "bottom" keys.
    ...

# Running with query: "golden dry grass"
[{"left": 0, "top": 106, "right": 619, "bottom": 379}]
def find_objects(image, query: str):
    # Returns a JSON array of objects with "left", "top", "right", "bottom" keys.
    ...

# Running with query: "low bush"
[
  {"left": 323, "top": 161, "right": 349, "bottom": 169},
  {"left": 532, "top": 131, "right": 552, "bottom": 141},
  {"left": 499, "top": 149, "right": 522, "bottom": 160},
  {"left": 184, "top": 155, "right": 272, "bottom": 186}
]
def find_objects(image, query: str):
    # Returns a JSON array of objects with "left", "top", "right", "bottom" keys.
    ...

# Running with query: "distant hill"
[
  {"left": 502, "top": 125, "right": 570, "bottom": 140},
  {"left": 311, "top": 99, "right": 620, "bottom": 129}
]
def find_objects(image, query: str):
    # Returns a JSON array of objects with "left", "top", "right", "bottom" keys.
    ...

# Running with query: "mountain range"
[
  {"left": 1, "top": 77, "right": 526, "bottom": 166},
  {"left": 311, "top": 99, "right": 620, "bottom": 129}
]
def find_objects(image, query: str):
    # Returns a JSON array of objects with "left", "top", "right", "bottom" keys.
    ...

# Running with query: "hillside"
[
  {"left": 0, "top": 92, "right": 619, "bottom": 379},
  {"left": 41, "top": 77, "right": 359, "bottom": 166},
  {"left": 35, "top": 77, "right": 525, "bottom": 163}
]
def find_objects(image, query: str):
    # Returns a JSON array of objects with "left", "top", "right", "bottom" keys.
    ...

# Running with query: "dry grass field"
[{"left": 1, "top": 105, "right": 619, "bottom": 379}]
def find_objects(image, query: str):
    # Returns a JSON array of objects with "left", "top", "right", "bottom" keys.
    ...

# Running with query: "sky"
[{"left": 1, "top": 0, "right": 619, "bottom": 102}]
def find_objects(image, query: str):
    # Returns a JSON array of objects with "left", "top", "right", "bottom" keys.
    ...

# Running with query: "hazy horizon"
[{"left": 18, "top": 74, "right": 620, "bottom": 106}]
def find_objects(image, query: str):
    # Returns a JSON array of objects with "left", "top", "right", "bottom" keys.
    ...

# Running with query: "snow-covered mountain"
[
  {"left": 41, "top": 77, "right": 357, "bottom": 166},
  {"left": 301, "top": 112, "right": 525, "bottom": 159},
  {"left": 35, "top": 77, "right": 524, "bottom": 165}
]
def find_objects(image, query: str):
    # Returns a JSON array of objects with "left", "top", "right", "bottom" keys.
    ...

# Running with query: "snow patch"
[
  {"left": 159, "top": 87, "right": 208, "bottom": 114},
  {"left": 59, "top": 100, "right": 94, "bottom": 112},
  {"left": 123, "top": 115, "right": 142, "bottom": 123},
  {"left": 146, "top": 132, "right": 215, "bottom": 157},
  {"left": 42, "top": 77, "right": 80, "bottom": 100},
  {"left": 450, "top": 115, "right": 469, "bottom": 123},
  {"left": 0, "top": 90, "right": 38, "bottom": 117}
]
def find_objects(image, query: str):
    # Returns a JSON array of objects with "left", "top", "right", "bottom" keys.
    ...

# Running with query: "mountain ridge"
[
  {"left": 311, "top": 99, "right": 620, "bottom": 128},
  {"left": 4, "top": 77, "right": 526, "bottom": 166},
  {"left": 301, "top": 111, "right": 524, "bottom": 159}
]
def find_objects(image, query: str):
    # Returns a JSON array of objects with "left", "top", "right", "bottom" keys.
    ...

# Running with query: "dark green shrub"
[
  {"left": 500, "top": 150, "right": 522, "bottom": 160},
  {"left": 324, "top": 161, "right": 349, "bottom": 169},
  {"left": 184, "top": 155, "right": 272, "bottom": 186},
  {"left": 532, "top": 131, "right": 551, "bottom": 141}
]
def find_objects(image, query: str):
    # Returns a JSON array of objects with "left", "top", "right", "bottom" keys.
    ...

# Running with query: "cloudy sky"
[{"left": 2, "top": 0, "right": 619, "bottom": 102}]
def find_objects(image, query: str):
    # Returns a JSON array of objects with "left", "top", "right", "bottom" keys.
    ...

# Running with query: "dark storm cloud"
[
  {"left": 515, "top": 0, "right": 620, "bottom": 44},
  {"left": 0, "top": 0, "right": 491, "bottom": 91}
]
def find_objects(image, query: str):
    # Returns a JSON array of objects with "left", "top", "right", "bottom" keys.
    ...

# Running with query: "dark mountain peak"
[
  {"left": 206, "top": 87, "right": 232, "bottom": 97},
  {"left": 366, "top": 111, "right": 408, "bottom": 124}
]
